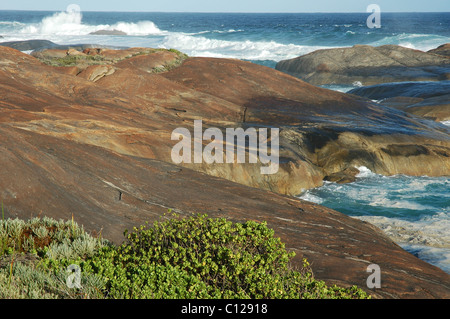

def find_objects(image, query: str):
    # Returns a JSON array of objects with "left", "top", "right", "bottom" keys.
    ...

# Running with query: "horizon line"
[{"left": 1, "top": 9, "right": 449, "bottom": 14}]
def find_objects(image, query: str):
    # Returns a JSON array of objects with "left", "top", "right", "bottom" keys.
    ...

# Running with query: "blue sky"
[{"left": 1, "top": 0, "right": 449, "bottom": 12}]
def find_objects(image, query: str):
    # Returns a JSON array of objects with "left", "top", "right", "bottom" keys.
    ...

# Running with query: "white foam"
[
  {"left": 355, "top": 166, "right": 377, "bottom": 178},
  {"left": 108, "top": 21, "right": 163, "bottom": 35},
  {"left": 356, "top": 212, "right": 450, "bottom": 248},
  {"left": 357, "top": 213, "right": 450, "bottom": 273},
  {"left": 17, "top": 10, "right": 164, "bottom": 36},
  {"left": 298, "top": 192, "right": 324, "bottom": 204},
  {"left": 369, "top": 33, "right": 450, "bottom": 52},
  {"left": 441, "top": 120, "right": 450, "bottom": 126},
  {"left": 160, "top": 33, "right": 329, "bottom": 61},
  {"left": 367, "top": 197, "right": 434, "bottom": 210}
]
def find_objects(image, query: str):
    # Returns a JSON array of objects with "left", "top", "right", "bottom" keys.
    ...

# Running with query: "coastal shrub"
[
  {"left": 82, "top": 213, "right": 370, "bottom": 299},
  {"left": 0, "top": 260, "right": 105, "bottom": 299},
  {"left": 0, "top": 213, "right": 370, "bottom": 299},
  {"left": 38, "top": 47, "right": 188, "bottom": 71},
  {"left": 0, "top": 215, "right": 109, "bottom": 299},
  {"left": 0, "top": 215, "right": 108, "bottom": 261}
]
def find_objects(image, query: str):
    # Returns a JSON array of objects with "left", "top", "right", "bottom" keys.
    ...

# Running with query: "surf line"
[{"left": 171, "top": 120, "right": 279, "bottom": 175}]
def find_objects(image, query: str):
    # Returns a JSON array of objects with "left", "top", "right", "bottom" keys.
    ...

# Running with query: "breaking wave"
[{"left": 17, "top": 9, "right": 163, "bottom": 36}]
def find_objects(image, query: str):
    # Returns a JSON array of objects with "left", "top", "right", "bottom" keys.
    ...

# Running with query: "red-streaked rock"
[{"left": 0, "top": 45, "right": 449, "bottom": 298}]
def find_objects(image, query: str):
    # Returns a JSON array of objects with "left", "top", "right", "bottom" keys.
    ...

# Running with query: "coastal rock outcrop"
[
  {"left": 89, "top": 29, "right": 127, "bottom": 35},
  {"left": 275, "top": 44, "right": 450, "bottom": 86},
  {"left": 348, "top": 81, "right": 450, "bottom": 122},
  {"left": 428, "top": 43, "right": 450, "bottom": 57},
  {"left": 1, "top": 45, "right": 450, "bottom": 298},
  {"left": 0, "top": 39, "right": 57, "bottom": 51}
]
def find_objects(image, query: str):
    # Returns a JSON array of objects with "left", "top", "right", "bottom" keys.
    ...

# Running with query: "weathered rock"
[
  {"left": 30, "top": 44, "right": 127, "bottom": 57},
  {"left": 90, "top": 29, "right": 127, "bottom": 35},
  {"left": 160, "top": 57, "right": 450, "bottom": 184},
  {"left": 0, "top": 39, "right": 57, "bottom": 51},
  {"left": 77, "top": 64, "right": 115, "bottom": 82},
  {"left": 348, "top": 81, "right": 450, "bottom": 122},
  {"left": 114, "top": 50, "right": 181, "bottom": 73},
  {"left": 348, "top": 80, "right": 450, "bottom": 100},
  {"left": 324, "top": 167, "right": 360, "bottom": 184},
  {"left": 31, "top": 48, "right": 68, "bottom": 60},
  {"left": 66, "top": 48, "right": 86, "bottom": 56},
  {"left": 275, "top": 44, "right": 450, "bottom": 86},
  {"left": 428, "top": 43, "right": 450, "bottom": 57},
  {"left": 1, "top": 45, "right": 450, "bottom": 298},
  {"left": 82, "top": 48, "right": 103, "bottom": 56},
  {"left": 0, "top": 126, "right": 449, "bottom": 299}
]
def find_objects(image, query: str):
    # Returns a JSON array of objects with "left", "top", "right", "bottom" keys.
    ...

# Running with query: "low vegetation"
[
  {"left": 0, "top": 212, "right": 370, "bottom": 299},
  {"left": 37, "top": 47, "right": 188, "bottom": 73}
]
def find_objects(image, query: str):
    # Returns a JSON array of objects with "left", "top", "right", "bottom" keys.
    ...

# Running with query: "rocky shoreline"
[{"left": 0, "top": 41, "right": 449, "bottom": 298}]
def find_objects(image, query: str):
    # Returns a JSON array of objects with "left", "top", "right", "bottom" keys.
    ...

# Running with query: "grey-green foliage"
[
  {"left": 0, "top": 215, "right": 109, "bottom": 258},
  {"left": 0, "top": 215, "right": 109, "bottom": 299},
  {"left": 0, "top": 261, "right": 106, "bottom": 299},
  {"left": 45, "top": 233, "right": 100, "bottom": 260}
]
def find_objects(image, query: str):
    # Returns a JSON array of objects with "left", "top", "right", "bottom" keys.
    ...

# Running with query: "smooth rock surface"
[
  {"left": 1, "top": 45, "right": 450, "bottom": 298},
  {"left": 0, "top": 39, "right": 57, "bottom": 51},
  {"left": 89, "top": 29, "right": 127, "bottom": 35},
  {"left": 348, "top": 81, "right": 450, "bottom": 122},
  {"left": 428, "top": 43, "right": 450, "bottom": 57},
  {"left": 275, "top": 44, "right": 450, "bottom": 86}
]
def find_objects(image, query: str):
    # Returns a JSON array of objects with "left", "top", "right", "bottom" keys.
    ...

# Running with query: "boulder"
[
  {"left": 89, "top": 29, "right": 127, "bottom": 35},
  {"left": 77, "top": 64, "right": 115, "bottom": 82},
  {"left": 66, "top": 48, "right": 86, "bottom": 56},
  {"left": 82, "top": 48, "right": 103, "bottom": 56},
  {"left": 275, "top": 44, "right": 450, "bottom": 86}
]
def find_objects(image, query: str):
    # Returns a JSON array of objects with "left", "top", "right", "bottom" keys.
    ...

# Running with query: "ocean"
[{"left": 0, "top": 10, "right": 449, "bottom": 273}]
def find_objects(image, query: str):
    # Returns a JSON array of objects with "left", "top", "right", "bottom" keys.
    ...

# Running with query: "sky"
[{"left": 1, "top": 0, "right": 449, "bottom": 12}]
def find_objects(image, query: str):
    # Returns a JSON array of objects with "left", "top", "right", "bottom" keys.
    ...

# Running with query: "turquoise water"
[
  {"left": 299, "top": 167, "right": 450, "bottom": 273},
  {"left": 1, "top": 10, "right": 449, "bottom": 273}
]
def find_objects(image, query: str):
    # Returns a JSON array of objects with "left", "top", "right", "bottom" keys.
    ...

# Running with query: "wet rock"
[
  {"left": 324, "top": 167, "right": 360, "bottom": 183},
  {"left": 348, "top": 81, "right": 450, "bottom": 122},
  {"left": 348, "top": 80, "right": 450, "bottom": 100}
]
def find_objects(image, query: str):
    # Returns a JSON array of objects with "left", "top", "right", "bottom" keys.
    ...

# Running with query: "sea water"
[
  {"left": 299, "top": 167, "right": 450, "bottom": 274},
  {"left": 0, "top": 10, "right": 449, "bottom": 273}
]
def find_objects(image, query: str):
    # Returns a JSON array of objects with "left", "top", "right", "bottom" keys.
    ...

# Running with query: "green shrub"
[
  {"left": 0, "top": 213, "right": 370, "bottom": 299},
  {"left": 82, "top": 213, "right": 370, "bottom": 299}
]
